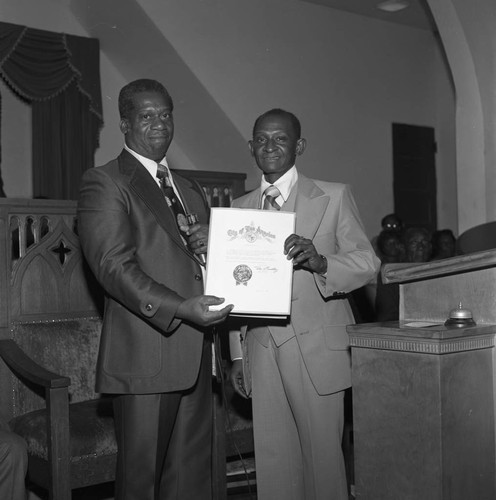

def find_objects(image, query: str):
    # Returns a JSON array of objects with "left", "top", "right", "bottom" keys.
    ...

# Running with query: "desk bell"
[{"left": 444, "top": 302, "right": 476, "bottom": 328}]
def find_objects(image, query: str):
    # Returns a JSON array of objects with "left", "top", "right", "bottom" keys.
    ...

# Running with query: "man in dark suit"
[
  {"left": 229, "top": 109, "right": 379, "bottom": 500},
  {"left": 78, "top": 79, "right": 233, "bottom": 500}
]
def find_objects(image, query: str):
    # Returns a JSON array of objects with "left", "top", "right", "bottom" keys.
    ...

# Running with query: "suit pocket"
[
  {"left": 297, "top": 325, "right": 352, "bottom": 395},
  {"left": 297, "top": 324, "right": 350, "bottom": 355},
  {"left": 322, "top": 324, "right": 350, "bottom": 351}
]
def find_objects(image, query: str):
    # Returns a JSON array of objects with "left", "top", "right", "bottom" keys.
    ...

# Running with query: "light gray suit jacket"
[{"left": 229, "top": 173, "right": 380, "bottom": 395}]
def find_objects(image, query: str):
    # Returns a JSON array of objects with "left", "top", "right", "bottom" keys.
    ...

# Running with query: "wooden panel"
[
  {"left": 350, "top": 245, "right": 496, "bottom": 500},
  {"left": 2, "top": 202, "right": 103, "bottom": 325},
  {"left": 382, "top": 248, "right": 496, "bottom": 323},
  {"left": 174, "top": 169, "right": 246, "bottom": 207},
  {"left": 351, "top": 341, "right": 495, "bottom": 500},
  {"left": 401, "top": 267, "right": 496, "bottom": 323}
]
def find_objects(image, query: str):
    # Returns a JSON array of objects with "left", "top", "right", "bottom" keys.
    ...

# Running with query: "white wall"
[
  {"left": 434, "top": 37, "right": 457, "bottom": 232},
  {"left": 452, "top": 0, "right": 496, "bottom": 228},
  {"left": 428, "top": 0, "right": 496, "bottom": 234},
  {"left": 138, "top": 0, "right": 456, "bottom": 236},
  {"left": 0, "top": 0, "right": 456, "bottom": 238}
]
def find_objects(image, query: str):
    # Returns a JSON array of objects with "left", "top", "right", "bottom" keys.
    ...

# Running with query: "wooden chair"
[
  {"left": 0, "top": 199, "right": 113, "bottom": 499},
  {"left": 0, "top": 316, "right": 116, "bottom": 500}
]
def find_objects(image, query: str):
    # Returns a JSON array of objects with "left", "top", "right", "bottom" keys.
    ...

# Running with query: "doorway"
[{"left": 392, "top": 123, "right": 437, "bottom": 233}]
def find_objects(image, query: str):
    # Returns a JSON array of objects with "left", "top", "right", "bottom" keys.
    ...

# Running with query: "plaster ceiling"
[{"left": 301, "top": 0, "right": 437, "bottom": 31}]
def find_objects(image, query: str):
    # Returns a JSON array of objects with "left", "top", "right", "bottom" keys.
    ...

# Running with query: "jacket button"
[
  {"left": 145, "top": 303, "right": 153, "bottom": 311},
  {"left": 195, "top": 274, "right": 202, "bottom": 281}
]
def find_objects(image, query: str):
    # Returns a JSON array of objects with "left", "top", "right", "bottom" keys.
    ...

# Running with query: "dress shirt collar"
[
  {"left": 124, "top": 143, "right": 169, "bottom": 185},
  {"left": 260, "top": 165, "right": 298, "bottom": 208}
]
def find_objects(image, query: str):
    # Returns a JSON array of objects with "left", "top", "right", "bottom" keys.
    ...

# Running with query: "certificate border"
[{"left": 205, "top": 207, "right": 295, "bottom": 317}]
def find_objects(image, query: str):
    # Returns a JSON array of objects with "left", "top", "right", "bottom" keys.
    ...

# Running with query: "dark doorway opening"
[{"left": 392, "top": 123, "right": 437, "bottom": 233}]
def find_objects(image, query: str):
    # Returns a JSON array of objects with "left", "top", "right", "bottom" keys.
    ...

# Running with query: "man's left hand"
[
  {"left": 180, "top": 222, "right": 208, "bottom": 256},
  {"left": 284, "top": 233, "right": 327, "bottom": 274}
]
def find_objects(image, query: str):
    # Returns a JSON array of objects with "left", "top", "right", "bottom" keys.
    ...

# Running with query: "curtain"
[
  {"left": 0, "top": 22, "right": 103, "bottom": 199},
  {"left": 0, "top": 91, "right": 4, "bottom": 197}
]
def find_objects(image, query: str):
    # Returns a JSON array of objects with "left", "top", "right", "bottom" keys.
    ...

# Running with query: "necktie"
[
  {"left": 156, "top": 164, "right": 206, "bottom": 266},
  {"left": 263, "top": 185, "right": 281, "bottom": 210},
  {"left": 156, "top": 163, "right": 187, "bottom": 222}
]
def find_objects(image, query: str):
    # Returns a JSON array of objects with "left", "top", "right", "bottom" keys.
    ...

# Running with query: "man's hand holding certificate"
[{"left": 205, "top": 207, "right": 296, "bottom": 317}]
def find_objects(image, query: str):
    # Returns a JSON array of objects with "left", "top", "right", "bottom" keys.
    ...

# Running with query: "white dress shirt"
[{"left": 260, "top": 165, "right": 298, "bottom": 209}]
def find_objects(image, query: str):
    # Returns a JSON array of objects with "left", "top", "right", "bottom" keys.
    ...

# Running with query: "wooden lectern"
[{"left": 347, "top": 250, "right": 496, "bottom": 500}]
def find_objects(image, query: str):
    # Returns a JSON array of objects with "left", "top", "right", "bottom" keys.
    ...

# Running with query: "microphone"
[
  {"left": 178, "top": 213, "right": 206, "bottom": 265},
  {"left": 185, "top": 213, "right": 200, "bottom": 226}
]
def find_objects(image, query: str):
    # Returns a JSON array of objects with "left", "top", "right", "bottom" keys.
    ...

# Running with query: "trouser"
[
  {"left": 113, "top": 340, "right": 213, "bottom": 500},
  {"left": 249, "top": 334, "right": 348, "bottom": 500},
  {"left": 0, "top": 429, "right": 28, "bottom": 500}
]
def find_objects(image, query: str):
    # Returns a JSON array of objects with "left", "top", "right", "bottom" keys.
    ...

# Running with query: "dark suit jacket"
[{"left": 78, "top": 150, "right": 209, "bottom": 395}]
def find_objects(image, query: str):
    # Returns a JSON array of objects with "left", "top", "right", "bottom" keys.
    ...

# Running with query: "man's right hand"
[
  {"left": 229, "top": 359, "right": 249, "bottom": 399},
  {"left": 176, "top": 295, "right": 233, "bottom": 327}
]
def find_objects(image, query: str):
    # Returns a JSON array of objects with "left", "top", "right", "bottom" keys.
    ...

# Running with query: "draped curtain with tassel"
[{"left": 0, "top": 22, "right": 103, "bottom": 199}]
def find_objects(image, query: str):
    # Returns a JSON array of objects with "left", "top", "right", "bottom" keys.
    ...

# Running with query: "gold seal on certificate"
[
  {"left": 233, "top": 265, "right": 252, "bottom": 286},
  {"left": 205, "top": 207, "right": 296, "bottom": 317}
]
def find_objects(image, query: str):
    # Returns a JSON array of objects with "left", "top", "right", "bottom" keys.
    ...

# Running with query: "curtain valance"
[
  {"left": 0, "top": 22, "right": 103, "bottom": 199},
  {"left": 0, "top": 21, "right": 102, "bottom": 121}
]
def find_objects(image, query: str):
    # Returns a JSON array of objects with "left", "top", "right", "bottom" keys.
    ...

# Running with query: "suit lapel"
[
  {"left": 235, "top": 188, "right": 262, "bottom": 209},
  {"left": 118, "top": 151, "right": 194, "bottom": 260},
  {"left": 235, "top": 177, "right": 329, "bottom": 241},
  {"left": 294, "top": 174, "right": 329, "bottom": 240}
]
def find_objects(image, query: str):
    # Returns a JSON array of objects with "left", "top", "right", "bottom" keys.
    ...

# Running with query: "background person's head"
[
  {"left": 377, "top": 230, "right": 405, "bottom": 263},
  {"left": 403, "top": 227, "right": 432, "bottom": 263},
  {"left": 431, "top": 229, "right": 457, "bottom": 260},
  {"left": 119, "top": 79, "right": 174, "bottom": 161},
  {"left": 380, "top": 213, "right": 403, "bottom": 233}
]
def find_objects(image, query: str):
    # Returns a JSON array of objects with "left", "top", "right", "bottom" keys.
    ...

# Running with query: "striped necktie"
[
  {"left": 156, "top": 163, "right": 187, "bottom": 220},
  {"left": 156, "top": 163, "right": 206, "bottom": 267},
  {"left": 263, "top": 185, "right": 281, "bottom": 210}
]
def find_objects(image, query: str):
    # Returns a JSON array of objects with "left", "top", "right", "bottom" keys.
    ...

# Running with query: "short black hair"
[
  {"left": 433, "top": 229, "right": 456, "bottom": 243},
  {"left": 377, "top": 230, "right": 402, "bottom": 256},
  {"left": 381, "top": 213, "right": 402, "bottom": 228},
  {"left": 432, "top": 229, "right": 456, "bottom": 251},
  {"left": 403, "top": 226, "right": 431, "bottom": 245},
  {"left": 253, "top": 108, "right": 301, "bottom": 139},
  {"left": 118, "top": 79, "right": 173, "bottom": 120}
]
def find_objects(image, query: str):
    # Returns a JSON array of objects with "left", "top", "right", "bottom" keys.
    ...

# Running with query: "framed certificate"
[{"left": 205, "top": 207, "right": 296, "bottom": 317}]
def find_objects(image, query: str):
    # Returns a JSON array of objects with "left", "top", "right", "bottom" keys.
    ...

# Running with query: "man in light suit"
[
  {"left": 78, "top": 79, "right": 233, "bottom": 500},
  {"left": 229, "top": 108, "right": 380, "bottom": 500}
]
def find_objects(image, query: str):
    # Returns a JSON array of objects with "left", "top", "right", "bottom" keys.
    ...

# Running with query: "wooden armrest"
[
  {"left": 0, "top": 339, "right": 70, "bottom": 389},
  {"left": 0, "top": 339, "right": 72, "bottom": 497}
]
